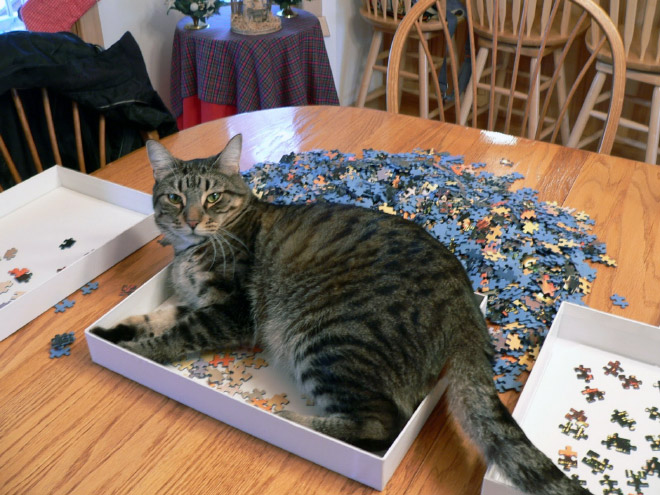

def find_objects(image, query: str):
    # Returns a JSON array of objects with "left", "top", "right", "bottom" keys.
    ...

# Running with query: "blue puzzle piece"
[
  {"left": 610, "top": 293, "right": 629, "bottom": 308},
  {"left": 495, "top": 373, "right": 524, "bottom": 392},
  {"left": 51, "top": 332, "right": 75, "bottom": 349},
  {"left": 54, "top": 298, "right": 75, "bottom": 313},
  {"left": 81, "top": 282, "right": 99, "bottom": 295},
  {"left": 49, "top": 346, "right": 71, "bottom": 358}
]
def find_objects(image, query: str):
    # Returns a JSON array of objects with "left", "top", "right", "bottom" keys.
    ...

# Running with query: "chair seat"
[
  {"left": 472, "top": 12, "right": 587, "bottom": 48},
  {"left": 359, "top": 7, "right": 447, "bottom": 34}
]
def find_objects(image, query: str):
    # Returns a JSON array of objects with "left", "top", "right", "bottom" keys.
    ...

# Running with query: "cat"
[{"left": 91, "top": 135, "right": 591, "bottom": 495}]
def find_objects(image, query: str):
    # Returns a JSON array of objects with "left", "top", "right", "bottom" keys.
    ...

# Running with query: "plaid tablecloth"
[{"left": 170, "top": 7, "right": 339, "bottom": 118}]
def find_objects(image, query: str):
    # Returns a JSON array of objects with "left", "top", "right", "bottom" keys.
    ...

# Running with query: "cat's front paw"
[{"left": 89, "top": 324, "right": 138, "bottom": 344}]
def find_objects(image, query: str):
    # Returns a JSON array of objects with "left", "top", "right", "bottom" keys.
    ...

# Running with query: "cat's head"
[{"left": 146, "top": 134, "right": 252, "bottom": 251}]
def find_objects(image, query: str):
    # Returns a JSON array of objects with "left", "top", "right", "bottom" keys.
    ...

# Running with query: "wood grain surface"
[{"left": 2, "top": 106, "right": 659, "bottom": 495}]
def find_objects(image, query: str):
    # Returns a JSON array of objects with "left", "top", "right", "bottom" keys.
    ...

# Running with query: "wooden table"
[{"left": 2, "top": 106, "right": 659, "bottom": 495}]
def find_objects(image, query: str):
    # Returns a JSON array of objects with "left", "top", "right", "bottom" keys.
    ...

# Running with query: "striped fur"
[{"left": 91, "top": 135, "right": 591, "bottom": 495}]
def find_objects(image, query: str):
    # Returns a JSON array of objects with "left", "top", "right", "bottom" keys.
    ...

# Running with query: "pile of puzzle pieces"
[
  {"left": 172, "top": 347, "right": 291, "bottom": 413},
  {"left": 554, "top": 357, "right": 660, "bottom": 493},
  {"left": 244, "top": 149, "right": 616, "bottom": 391}
]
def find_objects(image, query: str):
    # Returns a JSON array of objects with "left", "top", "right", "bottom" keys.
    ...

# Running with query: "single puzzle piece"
[
  {"left": 15, "top": 272, "right": 32, "bottom": 283},
  {"left": 654, "top": 380, "right": 660, "bottom": 393},
  {"left": 59, "top": 238, "right": 76, "bottom": 249},
  {"left": 243, "top": 388, "right": 266, "bottom": 401},
  {"left": 582, "top": 450, "right": 613, "bottom": 474},
  {"left": 557, "top": 446, "right": 578, "bottom": 471},
  {"left": 120, "top": 284, "right": 137, "bottom": 297},
  {"left": 253, "top": 357, "right": 268, "bottom": 369},
  {"left": 226, "top": 361, "right": 252, "bottom": 386},
  {"left": 645, "top": 435, "right": 660, "bottom": 451},
  {"left": 603, "top": 360, "right": 623, "bottom": 376},
  {"left": 214, "top": 382, "right": 241, "bottom": 395},
  {"left": 9, "top": 268, "right": 32, "bottom": 283},
  {"left": 54, "top": 298, "right": 75, "bottom": 313},
  {"left": 625, "top": 470, "right": 649, "bottom": 492},
  {"left": 172, "top": 357, "right": 198, "bottom": 371},
  {"left": 49, "top": 346, "right": 71, "bottom": 358},
  {"left": 8, "top": 268, "right": 28, "bottom": 278},
  {"left": 574, "top": 365, "right": 593, "bottom": 382},
  {"left": 581, "top": 385, "right": 605, "bottom": 403},
  {"left": 647, "top": 406, "right": 659, "bottom": 421},
  {"left": 570, "top": 474, "right": 587, "bottom": 487},
  {"left": 610, "top": 409, "right": 636, "bottom": 430},
  {"left": 51, "top": 332, "right": 75, "bottom": 349},
  {"left": 206, "top": 367, "right": 226, "bottom": 385},
  {"left": 213, "top": 353, "right": 236, "bottom": 368},
  {"left": 0, "top": 280, "right": 12, "bottom": 294},
  {"left": 619, "top": 374, "right": 642, "bottom": 389},
  {"left": 494, "top": 373, "right": 523, "bottom": 392},
  {"left": 265, "top": 393, "right": 289, "bottom": 413},
  {"left": 558, "top": 420, "right": 589, "bottom": 441},
  {"left": 610, "top": 293, "right": 628, "bottom": 308},
  {"left": 566, "top": 408, "right": 588, "bottom": 425},
  {"left": 251, "top": 398, "right": 270, "bottom": 410},
  {"left": 189, "top": 359, "right": 211, "bottom": 379},
  {"left": 601, "top": 433, "right": 636, "bottom": 454},
  {"left": 81, "top": 282, "right": 99, "bottom": 295},
  {"left": 3, "top": 248, "right": 17, "bottom": 260},
  {"left": 644, "top": 457, "right": 660, "bottom": 477},
  {"left": 599, "top": 474, "right": 618, "bottom": 490}
]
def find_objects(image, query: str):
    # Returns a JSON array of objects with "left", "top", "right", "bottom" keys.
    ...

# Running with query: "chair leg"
[
  {"left": 460, "top": 47, "right": 489, "bottom": 126},
  {"left": 553, "top": 50, "right": 571, "bottom": 144},
  {"left": 356, "top": 30, "right": 383, "bottom": 107},
  {"left": 418, "top": 38, "right": 429, "bottom": 119},
  {"left": 646, "top": 85, "right": 660, "bottom": 164},
  {"left": 528, "top": 56, "right": 540, "bottom": 139},
  {"left": 568, "top": 70, "right": 607, "bottom": 149}
]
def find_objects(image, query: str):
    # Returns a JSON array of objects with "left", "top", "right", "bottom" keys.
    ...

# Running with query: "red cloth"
[
  {"left": 176, "top": 95, "right": 237, "bottom": 130},
  {"left": 21, "top": 0, "right": 98, "bottom": 33}
]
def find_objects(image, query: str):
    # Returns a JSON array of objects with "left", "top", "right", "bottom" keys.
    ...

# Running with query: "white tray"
[
  {"left": 482, "top": 302, "right": 660, "bottom": 495},
  {"left": 85, "top": 265, "right": 487, "bottom": 491},
  {"left": 0, "top": 166, "right": 159, "bottom": 341}
]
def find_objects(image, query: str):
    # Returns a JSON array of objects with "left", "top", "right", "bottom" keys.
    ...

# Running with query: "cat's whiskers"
[
  {"left": 218, "top": 227, "right": 250, "bottom": 254},
  {"left": 214, "top": 231, "right": 237, "bottom": 276}
]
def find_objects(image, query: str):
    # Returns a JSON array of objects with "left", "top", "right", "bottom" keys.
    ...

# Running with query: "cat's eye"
[
  {"left": 167, "top": 193, "right": 183, "bottom": 205},
  {"left": 206, "top": 192, "right": 222, "bottom": 204}
]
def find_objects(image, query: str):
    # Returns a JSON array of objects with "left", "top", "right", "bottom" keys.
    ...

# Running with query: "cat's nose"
[{"left": 187, "top": 220, "right": 200, "bottom": 229}]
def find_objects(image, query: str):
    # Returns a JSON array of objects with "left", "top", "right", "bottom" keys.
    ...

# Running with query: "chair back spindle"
[{"left": 386, "top": 0, "right": 626, "bottom": 154}]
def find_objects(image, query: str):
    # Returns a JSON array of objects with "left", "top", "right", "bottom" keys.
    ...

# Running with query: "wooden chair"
[
  {"left": 568, "top": 0, "right": 660, "bottom": 164},
  {"left": 387, "top": 0, "right": 626, "bottom": 154},
  {"left": 356, "top": 0, "right": 457, "bottom": 118},
  {"left": 0, "top": 88, "right": 158, "bottom": 192},
  {"left": 459, "top": 0, "right": 590, "bottom": 142}
]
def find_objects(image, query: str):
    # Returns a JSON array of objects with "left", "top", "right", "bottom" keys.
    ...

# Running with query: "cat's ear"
[
  {"left": 214, "top": 134, "right": 242, "bottom": 176},
  {"left": 146, "top": 140, "right": 177, "bottom": 181}
]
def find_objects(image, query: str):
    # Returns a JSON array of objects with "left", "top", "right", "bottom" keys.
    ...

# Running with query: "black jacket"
[{"left": 0, "top": 30, "right": 177, "bottom": 188}]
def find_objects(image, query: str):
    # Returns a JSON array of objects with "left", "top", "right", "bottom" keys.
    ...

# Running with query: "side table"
[{"left": 170, "top": 6, "right": 339, "bottom": 129}]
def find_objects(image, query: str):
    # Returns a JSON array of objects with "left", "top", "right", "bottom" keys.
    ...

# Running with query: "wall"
[
  {"left": 97, "top": 0, "right": 187, "bottom": 111},
  {"left": 97, "top": 0, "right": 373, "bottom": 111},
  {"left": 314, "top": 0, "right": 372, "bottom": 106}
]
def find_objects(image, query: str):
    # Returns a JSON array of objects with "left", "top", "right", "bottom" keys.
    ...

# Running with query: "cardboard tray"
[
  {"left": 85, "top": 265, "right": 488, "bottom": 491},
  {"left": 0, "top": 166, "right": 159, "bottom": 341},
  {"left": 482, "top": 302, "right": 660, "bottom": 495}
]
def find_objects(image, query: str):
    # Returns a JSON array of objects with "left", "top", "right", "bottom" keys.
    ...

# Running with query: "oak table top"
[{"left": 2, "top": 106, "right": 659, "bottom": 495}]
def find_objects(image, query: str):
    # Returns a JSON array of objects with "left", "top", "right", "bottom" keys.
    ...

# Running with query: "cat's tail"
[{"left": 444, "top": 333, "right": 592, "bottom": 495}]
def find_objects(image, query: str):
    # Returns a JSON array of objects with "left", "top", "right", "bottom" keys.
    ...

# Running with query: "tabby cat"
[{"left": 91, "top": 135, "right": 590, "bottom": 495}]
